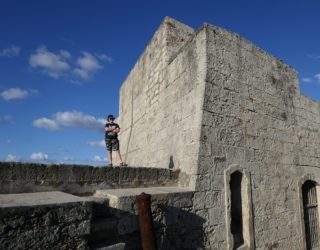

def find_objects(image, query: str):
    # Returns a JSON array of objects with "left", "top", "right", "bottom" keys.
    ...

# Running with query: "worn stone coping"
[
  {"left": 0, "top": 191, "right": 89, "bottom": 208},
  {"left": 94, "top": 186, "right": 194, "bottom": 198},
  {"left": 0, "top": 162, "right": 180, "bottom": 195}
]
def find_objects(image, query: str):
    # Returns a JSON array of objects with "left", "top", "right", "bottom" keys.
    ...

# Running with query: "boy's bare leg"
[
  {"left": 115, "top": 150, "right": 123, "bottom": 164},
  {"left": 107, "top": 150, "right": 113, "bottom": 165}
]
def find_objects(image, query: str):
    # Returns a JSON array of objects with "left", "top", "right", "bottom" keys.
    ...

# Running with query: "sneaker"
[
  {"left": 107, "top": 163, "right": 113, "bottom": 167},
  {"left": 119, "top": 162, "right": 127, "bottom": 167}
]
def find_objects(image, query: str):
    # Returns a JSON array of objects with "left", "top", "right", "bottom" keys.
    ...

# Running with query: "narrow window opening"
[
  {"left": 303, "top": 180, "right": 320, "bottom": 250},
  {"left": 230, "top": 171, "right": 244, "bottom": 249}
]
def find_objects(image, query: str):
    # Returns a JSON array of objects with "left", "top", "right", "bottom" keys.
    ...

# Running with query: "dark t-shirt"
[{"left": 105, "top": 122, "right": 120, "bottom": 139}]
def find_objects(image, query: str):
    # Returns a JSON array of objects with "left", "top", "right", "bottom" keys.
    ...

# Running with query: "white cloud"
[
  {"left": 29, "top": 47, "right": 109, "bottom": 82},
  {"left": 30, "top": 152, "right": 48, "bottom": 161},
  {"left": 54, "top": 111, "right": 105, "bottom": 130},
  {"left": 73, "top": 68, "right": 90, "bottom": 80},
  {"left": 93, "top": 155, "right": 107, "bottom": 162},
  {"left": 5, "top": 154, "right": 18, "bottom": 162},
  {"left": 73, "top": 52, "right": 103, "bottom": 80},
  {"left": 0, "top": 88, "right": 38, "bottom": 101},
  {"left": 33, "top": 118, "right": 60, "bottom": 130},
  {"left": 87, "top": 140, "right": 105, "bottom": 148},
  {"left": 0, "top": 45, "right": 21, "bottom": 57},
  {"left": 29, "top": 46, "right": 71, "bottom": 79},
  {"left": 77, "top": 52, "right": 102, "bottom": 71},
  {"left": 315, "top": 74, "right": 320, "bottom": 83},
  {"left": 0, "top": 115, "right": 12, "bottom": 125},
  {"left": 308, "top": 55, "right": 320, "bottom": 60},
  {"left": 59, "top": 50, "right": 71, "bottom": 59},
  {"left": 302, "top": 78, "right": 313, "bottom": 83},
  {"left": 63, "top": 156, "right": 74, "bottom": 161},
  {"left": 33, "top": 111, "right": 105, "bottom": 132},
  {"left": 95, "top": 53, "right": 113, "bottom": 63},
  {"left": 301, "top": 75, "right": 320, "bottom": 84}
]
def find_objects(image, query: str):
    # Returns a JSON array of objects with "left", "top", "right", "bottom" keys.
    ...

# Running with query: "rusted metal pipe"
[{"left": 137, "top": 192, "right": 157, "bottom": 250}]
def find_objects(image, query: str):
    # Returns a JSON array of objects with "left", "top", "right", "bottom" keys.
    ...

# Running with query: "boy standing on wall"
[{"left": 105, "top": 114, "right": 127, "bottom": 167}]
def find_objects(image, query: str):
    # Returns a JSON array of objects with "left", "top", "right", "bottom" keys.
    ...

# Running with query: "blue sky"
[{"left": 1, "top": 0, "right": 320, "bottom": 165}]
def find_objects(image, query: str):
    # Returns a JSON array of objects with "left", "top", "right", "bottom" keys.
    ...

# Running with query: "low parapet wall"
[
  {"left": 0, "top": 192, "right": 91, "bottom": 249},
  {"left": 0, "top": 162, "right": 180, "bottom": 195}
]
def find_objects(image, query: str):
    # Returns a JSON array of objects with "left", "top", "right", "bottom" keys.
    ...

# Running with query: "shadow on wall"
[
  {"left": 153, "top": 205, "right": 205, "bottom": 250},
  {"left": 168, "top": 155, "right": 174, "bottom": 170},
  {"left": 88, "top": 201, "right": 206, "bottom": 250}
]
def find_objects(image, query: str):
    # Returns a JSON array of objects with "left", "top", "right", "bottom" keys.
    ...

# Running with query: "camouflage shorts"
[{"left": 105, "top": 138, "right": 119, "bottom": 151}]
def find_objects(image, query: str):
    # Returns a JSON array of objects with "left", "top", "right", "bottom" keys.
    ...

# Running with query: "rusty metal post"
[{"left": 137, "top": 192, "right": 157, "bottom": 250}]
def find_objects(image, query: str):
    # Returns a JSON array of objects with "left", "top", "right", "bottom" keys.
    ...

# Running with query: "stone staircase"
[
  {"left": 0, "top": 186, "right": 195, "bottom": 249},
  {"left": 88, "top": 197, "right": 125, "bottom": 250},
  {"left": 86, "top": 186, "right": 194, "bottom": 249}
]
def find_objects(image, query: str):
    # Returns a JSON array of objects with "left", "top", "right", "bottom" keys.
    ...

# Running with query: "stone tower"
[{"left": 118, "top": 16, "right": 320, "bottom": 249}]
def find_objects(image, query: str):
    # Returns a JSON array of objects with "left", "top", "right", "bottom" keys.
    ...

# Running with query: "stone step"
[
  {"left": 88, "top": 218, "right": 118, "bottom": 245},
  {"left": 94, "top": 186, "right": 194, "bottom": 213},
  {"left": 91, "top": 187, "right": 194, "bottom": 247},
  {"left": 90, "top": 242, "right": 125, "bottom": 250},
  {"left": 0, "top": 191, "right": 90, "bottom": 207}
]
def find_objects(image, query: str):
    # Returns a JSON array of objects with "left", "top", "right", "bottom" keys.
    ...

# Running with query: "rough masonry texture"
[
  {"left": 1, "top": 17, "right": 320, "bottom": 249},
  {"left": 0, "top": 162, "right": 178, "bottom": 194},
  {"left": 0, "top": 192, "right": 91, "bottom": 249},
  {"left": 118, "top": 17, "right": 320, "bottom": 249}
]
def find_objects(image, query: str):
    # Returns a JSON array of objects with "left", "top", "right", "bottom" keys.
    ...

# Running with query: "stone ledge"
[
  {"left": 94, "top": 186, "right": 194, "bottom": 213},
  {"left": 0, "top": 162, "right": 180, "bottom": 194},
  {"left": 0, "top": 191, "right": 89, "bottom": 208},
  {"left": 0, "top": 191, "right": 91, "bottom": 249},
  {"left": 95, "top": 186, "right": 194, "bottom": 198}
]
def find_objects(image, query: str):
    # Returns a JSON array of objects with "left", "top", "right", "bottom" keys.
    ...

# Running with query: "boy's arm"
[
  {"left": 113, "top": 124, "right": 120, "bottom": 133},
  {"left": 105, "top": 124, "right": 114, "bottom": 132}
]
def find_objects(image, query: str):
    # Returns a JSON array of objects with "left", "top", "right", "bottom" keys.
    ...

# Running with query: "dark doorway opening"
[
  {"left": 302, "top": 180, "right": 320, "bottom": 250},
  {"left": 230, "top": 171, "right": 244, "bottom": 249}
]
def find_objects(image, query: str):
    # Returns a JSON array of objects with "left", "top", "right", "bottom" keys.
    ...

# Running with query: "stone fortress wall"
[
  {"left": 2, "top": 17, "right": 320, "bottom": 250},
  {"left": 117, "top": 17, "right": 205, "bottom": 182},
  {"left": 197, "top": 22, "right": 320, "bottom": 250},
  {"left": 0, "top": 162, "right": 178, "bottom": 194},
  {"left": 118, "top": 17, "right": 320, "bottom": 249}
]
